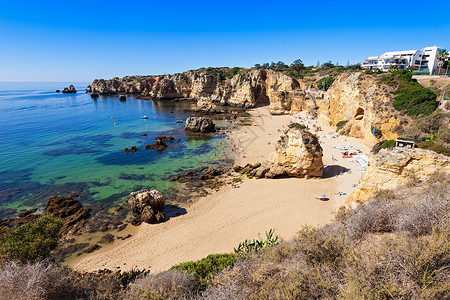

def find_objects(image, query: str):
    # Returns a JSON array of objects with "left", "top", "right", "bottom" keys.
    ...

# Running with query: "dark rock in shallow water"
[
  {"left": 156, "top": 136, "right": 175, "bottom": 143},
  {"left": 170, "top": 175, "right": 181, "bottom": 181},
  {"left": 100, "top": 233, "right": 115, "bottom": 244},
  {"left": 119, "top": 95, "right": 127, "bottom": 101},
  {"left": 124, "top": 146, "right": 138, "bottom": 153},
  {"left": 85, "top": 244, "right": 101, "bottom": 253},
  {"left": 45, "top": 193, "right": 90, "bottom": 236},
  {"left": 128, "top": 189, "right": 165, "bottom": 226},
  {"left": 185, "top": 117, "right": 215, "bottom": 133},
  {"left": 56, "top": 90, "right": 60, "bottom": 93},
  {"left": 185, "top": 171, "right": 196, "bottom": 178},
  {"left": 91, "top": 93, "right": 99, "bottom": 98},
  {"left": 62, "top": 85, "right": 77, "bottom": 94},
  {"left": 145, "top": 139, "right": 167, "bottom": 151}
]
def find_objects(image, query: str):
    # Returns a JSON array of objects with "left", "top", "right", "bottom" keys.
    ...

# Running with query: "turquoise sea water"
[{"left": 0, "top": 82, "right": 232, "bottom": 218}]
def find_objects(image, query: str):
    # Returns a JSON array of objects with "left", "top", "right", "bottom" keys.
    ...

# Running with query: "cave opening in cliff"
[{"left": 355, "top": 107, "right": 364, "bottom": 120}]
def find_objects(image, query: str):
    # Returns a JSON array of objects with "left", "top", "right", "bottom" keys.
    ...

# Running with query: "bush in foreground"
[
  {"left": 171, "top": 253, "right": 236, "bottom": 290},
  {"left": 0, "top": 214, "right": 62, "bottom": 263}
]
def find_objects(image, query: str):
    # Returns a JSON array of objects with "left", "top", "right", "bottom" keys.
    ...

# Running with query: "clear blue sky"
[{"left": 1, "top": 0, "right": 449, "bottom": 82}]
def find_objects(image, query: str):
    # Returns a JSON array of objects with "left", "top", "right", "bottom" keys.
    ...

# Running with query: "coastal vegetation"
[
  {"left": 1, "top": 176, "right": 448, "bottom": 299},
  {"left": 381, "top": 69, "right": 437, "bottom": 116},
  {"left": 171, "top": 253, "right": 237, "bottom": 290},
  {"left": 0, "top": 214, "right": 62, "bottom": 263},
  {"left": 316, "top": 76, "right": 335, "bottom": 91}
]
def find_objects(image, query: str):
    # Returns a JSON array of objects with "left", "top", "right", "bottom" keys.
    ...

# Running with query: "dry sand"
[{"left": 72, "top": 107, "right": 369, "bottom": 273}]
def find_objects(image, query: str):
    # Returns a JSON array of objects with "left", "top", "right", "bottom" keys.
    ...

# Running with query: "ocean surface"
[{"left": 0, "top": 82, "right": 232, "bottom": 218}]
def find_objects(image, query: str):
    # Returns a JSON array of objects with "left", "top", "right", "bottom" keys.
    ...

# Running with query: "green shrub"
[
  {"left": 224, "top": 67, "right": 242, "bottom": 79},
  {"left": 0, "top": 214, "right": 62, "bottom": 263},
  {"left": 336, "top": 120, "right": 348, "bottom": 130},
  {"left": 171, "top": 253, "right": 236, "bottom": 290},
  {"left": 381, "top": 139, "right": 396, "bottom": 148},
  {"left": 316, "top": 76, "right": 335, "bottom": 91},
  {"left": 234, "top": 229, "right": 279, "bottom": 254},
  {"left": 393, "top": 85, "right": 437, "bottom": 116},
  {"left": 381, "top": 69, "right": 437, "bottom": 116},
  {"left": 292, "top": 123, "right": 307, "bottom": 130}
]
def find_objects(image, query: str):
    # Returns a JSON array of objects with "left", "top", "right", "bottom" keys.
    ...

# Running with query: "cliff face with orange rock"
[
  {"left": 318, "top": 72, "right": 410, "bottom": 148},
  {"left": 86, "top": 68, "right": 318, "bottom": 112},
  {"left": 346, "top": 148, "right": 450, "bottom": 207}
]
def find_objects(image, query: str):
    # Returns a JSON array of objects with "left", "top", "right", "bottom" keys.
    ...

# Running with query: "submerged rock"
[
  {"left": 185, "top": 117, "right": 215, "bottom": 133},
  {"left": 62, "top": 85, "right": 77, "bottom": 94},
  {"left": 128, "top": 189, "right": 166, "bottom": 226}
]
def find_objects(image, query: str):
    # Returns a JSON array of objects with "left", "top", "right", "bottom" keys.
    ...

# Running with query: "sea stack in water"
[
  {"left": 185, "top": 117, "right": 215, "bottom": 133},
  {"left": 62, "top": 85, "right": 77, "bottom": 94},
  {"left": 128, "top": 189, "right": 166, "bottom": 226},
  {"left": 254, "top": 124, "right": 324, "bottom": 178}
]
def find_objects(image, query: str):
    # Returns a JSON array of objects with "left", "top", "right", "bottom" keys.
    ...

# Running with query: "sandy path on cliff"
[{"left": 72, "top": 107, "right": 369, "bottom": 273}]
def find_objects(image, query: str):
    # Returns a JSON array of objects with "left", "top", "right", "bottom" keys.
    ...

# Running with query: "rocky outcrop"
[
  {"left": 128, "top": 189, "right": 165, "bottom": 226},
  {"left": 318, "top": 72, "right": 410, "bottom": 147},
  {"left": 185, "top": 117, "right": 215, "bottom": 133},
  {"left": 86, "top": 69, "right": 310, "bottom": 111},
  {"left": 62, "top": 85, "right": 77, "bottom": 94},
  {"left": 250, "top": 124, "right": 324, "bottom": 178},
  {"left": 45, "top": 193, "right": 90, "bottom": 236},
  {"left": 346, "top": 148, "right": 450, "bottom": 206}
]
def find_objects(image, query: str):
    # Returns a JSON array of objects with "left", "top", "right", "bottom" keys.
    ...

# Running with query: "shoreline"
[{"left": 71, "top": 106, "right": 370, "bottom": 273}]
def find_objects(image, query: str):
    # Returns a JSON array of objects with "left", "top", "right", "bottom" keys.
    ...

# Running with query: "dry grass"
[{"left": 124, "top": 269, "right": 198, "bottom": 300}]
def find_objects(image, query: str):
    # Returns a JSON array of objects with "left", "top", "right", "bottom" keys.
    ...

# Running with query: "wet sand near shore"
[{"left": 71, "top": 107, "right": 370, "bottom": 273}]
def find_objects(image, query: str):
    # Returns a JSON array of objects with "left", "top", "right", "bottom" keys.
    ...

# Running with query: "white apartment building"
[{"left": 361, "top": 46, "right": 441, "bottom": 74}]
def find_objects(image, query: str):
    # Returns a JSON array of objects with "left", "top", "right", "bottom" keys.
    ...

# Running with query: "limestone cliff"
[
  {"left": 87, "top": 69, "right": 314, "bottom": 111},
  {"left": 319, "top": 72, "right": 410, "bottom": 147},
  {"left": 346, "top": 148, "right": 450, "bottom": 206}
]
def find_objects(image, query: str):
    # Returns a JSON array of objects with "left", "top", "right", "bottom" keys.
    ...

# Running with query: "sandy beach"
[{"left": 72, "top": 107, "right": 369, "bottom": 273}]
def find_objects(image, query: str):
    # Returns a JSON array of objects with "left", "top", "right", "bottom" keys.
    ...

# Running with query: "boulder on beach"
[
  {"left": 128, "top": 189, "right": 166, "bottom": 226},
  {"left": 62, "top": 85, "right": 77, "bottom": 94},
  {"left": 185, "top": 117, "right": 215, "bottom": 133},
  {"left": 252, "top": 124, "right": 323, "bottom": 178}
]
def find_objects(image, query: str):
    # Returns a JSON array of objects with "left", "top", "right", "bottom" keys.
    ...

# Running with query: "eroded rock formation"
[
  {"left": 45, "top": 193, "right": 90, "bottom": 236},
  {"left": 346, "top": 148, "right": 450, "bottom": 206},
  {"left": 62, "top": 85, "right": 77, "bottom": 94},
  {"left": 185, "top": 117, "right": 215, "bottom": 133},
  {"left": 128, "top": 189, "right": 165, "bottom": 225},
  {"left": 318, "top": 72, "right": 410, "bottom": 147},
  {"left": 250, "top": 124, "right": 324, "bottom": 178},
  {"left": 86, "top": 69, "right": 312, "bottom": 112}
]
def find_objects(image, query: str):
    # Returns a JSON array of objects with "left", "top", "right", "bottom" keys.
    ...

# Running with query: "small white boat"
[{"left": 141, "top": 116, "right": 149, "bottom": 119}]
